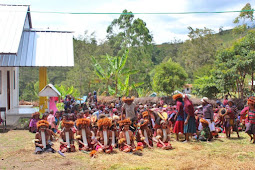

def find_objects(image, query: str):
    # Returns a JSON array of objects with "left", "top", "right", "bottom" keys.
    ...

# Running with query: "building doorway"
[{"left": 7, "top": 71, "right": 10, "bottom": 110}]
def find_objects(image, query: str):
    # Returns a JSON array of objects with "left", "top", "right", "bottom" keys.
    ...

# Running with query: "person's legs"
[
  {"left": 185, "top": 133, "right": 190, "bottom": 141},
  {"left": 35, "top": 147, "right": 43, "bottom": 154},
  {"left": 176, "top": 133, "right": 179, "bottom": 141},
  {"left": 236, "top": 128, "right": 240, "bottom": 138}
]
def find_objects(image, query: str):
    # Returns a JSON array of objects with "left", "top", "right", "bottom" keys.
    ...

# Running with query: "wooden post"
[{"left": 39, "top": 67, "right": 47, "bottom": 113}]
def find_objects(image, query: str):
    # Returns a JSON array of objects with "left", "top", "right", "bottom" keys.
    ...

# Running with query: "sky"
[{"left": 0, "top": 0, "right": 254, "bottom": 44}]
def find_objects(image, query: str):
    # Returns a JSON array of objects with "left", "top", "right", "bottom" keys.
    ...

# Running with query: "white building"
[
  {"left": 183, "top": 84, "right": 192, "bottom": 94},
  {"left": 0, "top": 5, "right": 74, "bottom": 118}
]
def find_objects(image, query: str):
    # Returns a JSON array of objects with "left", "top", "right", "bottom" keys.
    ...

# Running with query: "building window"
[
  {"left": 0, "top": 70, "right": 2, "bottom": 94},
  {"left": 187, "top": 88, "right": 189, "bottom": 91},
  {"left": 13, "top": 71, "right": 15, "bottom": 89}
]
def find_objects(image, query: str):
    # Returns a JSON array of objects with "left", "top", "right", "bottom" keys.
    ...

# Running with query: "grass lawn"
[{"left": 0, "top": 130, "right": 255, "bottom": 170}]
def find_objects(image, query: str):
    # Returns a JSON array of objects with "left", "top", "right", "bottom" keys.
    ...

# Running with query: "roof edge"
[{"left": 24, "top": 29, "right": 74, "bottom": 33}]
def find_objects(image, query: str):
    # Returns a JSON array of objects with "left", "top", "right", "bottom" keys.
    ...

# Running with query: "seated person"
[
  {"left": 199, "top": 119, "right": 210, "bottom": 142},
  {"left": 76, "top": 118, "right": 94, "bottom": 151},
  {"left": 59, "top": 120, "right": 76, "bottom": 153},
  {"left": 34, "top": 120, "right": 55, "bottom": 154},
  {"left": 118, "top": 119, "right": 136, "bottom": 152},
  {"left": 96, "top": 117, "right": 113, "bottom": 153},
  {"left": 155, "top": 120, "right": 172, "bottom": 150}
]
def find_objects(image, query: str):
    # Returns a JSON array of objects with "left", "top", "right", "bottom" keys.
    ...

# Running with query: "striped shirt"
[{"left": 248, "top": 110, "right": 255, "bottom": 124}]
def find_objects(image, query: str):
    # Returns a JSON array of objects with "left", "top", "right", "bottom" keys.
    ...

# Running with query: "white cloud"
[{"left": 0, "top": 0, "right": 254, "bottom": 44}]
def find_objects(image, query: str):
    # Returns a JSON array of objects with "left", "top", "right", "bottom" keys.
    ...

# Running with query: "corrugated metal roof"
[
  {"left": 0, "top": 5, "right": 29, "bottom": 54},
  {"left": 0, "top": 30, "right": 74, "bottom": 67}
]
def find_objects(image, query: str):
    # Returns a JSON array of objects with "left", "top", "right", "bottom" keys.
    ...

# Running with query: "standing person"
[
  {"left": 47, "top": 110, "right": 56, "bottom": 133},
  {"left": 245, "top": 96, "right": 255, "bottom": 143},
  {"left": 172, "top": 94, "right": 184, "bottom": 141},
  {"left": 93, "top": 91, "right": 97, "bottom": 106},
  {"left": 226, "top": 99, "right": 240, "bottom": 138},
  {"left": 199, "top": 97, "right": 215, "bottom": 140},
  {"left": 29, "top": 112, "right": 40, "bottom": 133},
  {"left": 49, "top": 97, "right": 58, "bottom": 116},
  {"left": 121, "top": 97, "right": 137, "bottom": 129},
  {"left": 183, "top": 95, "right": 196, "bottom": 142},
  {"left": 223, "top": 95, "right": 228, "bottom": 107}
]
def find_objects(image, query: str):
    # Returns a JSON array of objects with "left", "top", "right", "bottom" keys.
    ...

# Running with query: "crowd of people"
[{"left": 28, "top": 93, "right": 255, "bottom": 156}]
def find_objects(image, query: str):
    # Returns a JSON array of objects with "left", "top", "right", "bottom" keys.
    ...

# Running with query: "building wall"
[{"left": 0, "top": 67, "right": 19, "bottom": 110}]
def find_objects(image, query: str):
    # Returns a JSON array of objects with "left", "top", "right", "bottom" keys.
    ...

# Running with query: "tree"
[
  {"left": 107, "top": 10, "right": 154, "bottom": 90},
  {"left": 91, "top": 50, "right": 138, "bottom": 95},
  {"left": 55, "top": 85, "right": 80, "bottom": 99},
  {"left": 178, "top": 27, "right": 220, "bottom": 79},
  {"left": 233, "top": 3, "right": 254, "bottom": 37},
  {"left": 107, "top": 9, "right": 153, "bottom": 56},
  {"left": 152, "top": 59, "right": 187, "bottom": 95},
  {"left": 192, "top": 75, "right": 219, "bottom": 98},
  {"left": 234, "top": 3, "right": 254, "bottom": 24},
  {"left": 214, "top": 36, "right": 254, "bottom": 98}
]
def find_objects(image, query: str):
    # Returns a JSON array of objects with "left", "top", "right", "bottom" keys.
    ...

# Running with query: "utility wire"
[{"left": 27, "top": 9, "right": 255, "bottom": 15}]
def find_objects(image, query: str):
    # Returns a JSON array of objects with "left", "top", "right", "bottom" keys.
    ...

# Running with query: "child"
[
  {"left": 199, "top": 119, "right": 210, "bottom": 141},
  {"left": 76, "top": 118, "right": 94, "bottom": 151},
  {"left": 96, "top": 117, "right": 113, "bottom": 153},
  {"left": 47, "top": 110, "right": 56, "bottom": 133},
  {"left": 59, "top": 120, "right": 76, "bottom": 153},
  {"left": 137, "top": 112, "right": 153, "bottom": 149},
  {"left": 29, "top": 112, "right": 40, "bottom": 133},
  {"left": 118, "top": 119, "right": 136, "bottom": 152},
  {"left": 155, "top": 120, "right": 172, "bottom": 150},
  {"left": 34, "top": 120, "right": 55, "bottom": 154},
  {"left": 110, "top": 115, "right": 120, "bottom": 148}
]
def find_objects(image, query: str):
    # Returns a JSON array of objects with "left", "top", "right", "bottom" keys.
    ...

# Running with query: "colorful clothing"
[
  {"left": 173, "top": 120, "right": 184, "bottom": 133},
  {"left": 176, "top": 101, "right": 184, "bottom": 121},
  {"left": 199, "top": 126, "right": 210, "bottom": 141},
  {"left": 47, "top": 114, "right": 56, "bottom": 129},
  {"left": 184, "top": 116, "right": 196, "bottom": 133},
  {"left": 49, "top": 97, "right": 58, "bottom": 115},
  {"left": 29, "top": 118, "right": 38, "bottom": 132},
  {"left": 157, "top": 142, "right": 172, "bottom": 148},
  {"left": 248, "top": 109, "right": 255, "bottom": 124}
]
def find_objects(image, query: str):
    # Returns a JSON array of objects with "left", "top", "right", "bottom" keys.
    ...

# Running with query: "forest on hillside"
[{"left": 19, "top": 3, "right": 255, "bottom": 101}]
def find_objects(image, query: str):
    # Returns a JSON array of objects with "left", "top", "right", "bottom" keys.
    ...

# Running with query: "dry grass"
[{"left": 0, "top": 130, "right": 255, "bottom": 170}]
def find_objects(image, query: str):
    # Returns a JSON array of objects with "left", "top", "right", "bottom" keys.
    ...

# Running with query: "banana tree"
[
  {"left": 55, "top": 85, "right": 80, "bottom": 99},
  {"left": 106, "top": 50, "right": 132, "bottom": 95},
  {"left": 91, "top": 56, "right": 113, "bottom": 94},
  {"left": 108, "top": 74, "right": 144, "bottom": 96}
]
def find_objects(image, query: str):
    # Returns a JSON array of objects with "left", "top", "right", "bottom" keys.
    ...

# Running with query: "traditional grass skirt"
[
  {"left": 184, "top": 116, "right": 196, "bottom": 133},
  {"left": 173, "top": 120, "right": 184, "bottom": 134}
]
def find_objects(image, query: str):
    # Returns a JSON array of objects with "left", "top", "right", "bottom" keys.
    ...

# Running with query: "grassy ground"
[{"left": 0, "top": 130, "right": 255, "bottom": 170}]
